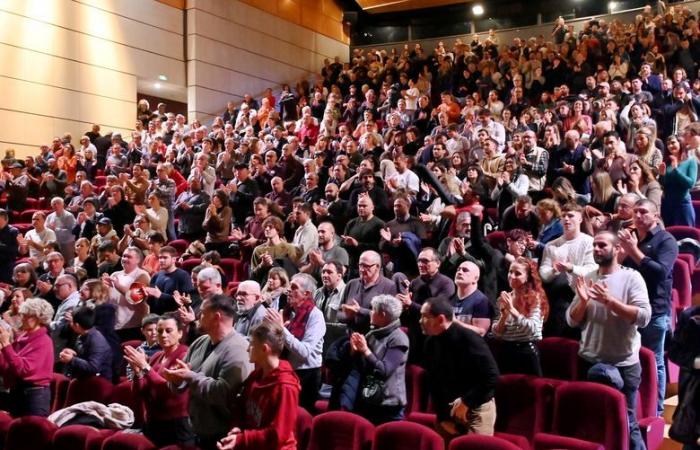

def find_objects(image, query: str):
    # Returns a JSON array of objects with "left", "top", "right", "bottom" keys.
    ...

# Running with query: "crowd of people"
[{"left": 0, "top": 1, "right": 698, "bottom": 449}]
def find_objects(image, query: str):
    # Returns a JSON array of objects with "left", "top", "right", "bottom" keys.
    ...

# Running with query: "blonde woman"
[{"left": 590, "top": 171, "right": 620, "bottom": 214}]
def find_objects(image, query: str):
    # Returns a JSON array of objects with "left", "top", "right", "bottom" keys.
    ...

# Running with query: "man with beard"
[
  {"left": 312, "top": 182, "right": 348, "bottom": 234},
  {"left": 300, "top": 222, "right": 349, "bottom": 280},
  {"left": 232, "top": 280, "right": 266, "bottom": 337},
  {"left": 567, "top": 230, "right": 650, "bottom": 450},
  {"left": 163, "top": 293, "right": 253, "bottom": 450},
  {"left": 144, "top": 246, "right": 194, "bottom": 315},
  {"left": 174, "top": 176, "right": 210, "bottom": 242},
  {"left": 347, "top": 168, "right": 390, "bottom": 220}
]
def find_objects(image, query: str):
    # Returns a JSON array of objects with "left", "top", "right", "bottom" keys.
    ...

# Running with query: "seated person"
[
  {"left": 127, "top": 314, "right": 162, "bottom": 381},
  {"left": 59, "top": 306, "right": 113, "bottom": 380}
]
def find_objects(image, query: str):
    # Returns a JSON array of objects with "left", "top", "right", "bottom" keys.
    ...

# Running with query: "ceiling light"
[
  {"left": 609, "top": 2, "right": 618, "bottom": 11},
  {"left": 154, "top": 83, "right": 161, "bottom": 89},
  {"left": 158, "top": 74, "right": 168, "bottom": 81},
  {"left": 472, "top": 4, "right": 484, "bottom": 16}
]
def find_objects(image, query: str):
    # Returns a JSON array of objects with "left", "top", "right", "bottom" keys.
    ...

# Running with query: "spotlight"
[{"left": 472, "top": 4, "right": 484, "bottom": 16}]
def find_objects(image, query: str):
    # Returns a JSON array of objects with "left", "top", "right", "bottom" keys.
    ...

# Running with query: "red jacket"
[
  {"left": 234, "top": 360, "right": 301, "bottom": 450},
  {"left": 133, "top": 343, "right": 189, "bottom": 421}
]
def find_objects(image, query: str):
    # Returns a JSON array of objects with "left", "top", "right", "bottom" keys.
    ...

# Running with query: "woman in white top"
[
  {"left": 492, "top": 257, "right": 549, "bottom": 376},
  {"left": 136, "top": 193, "right": 168, "bottom": 241}
]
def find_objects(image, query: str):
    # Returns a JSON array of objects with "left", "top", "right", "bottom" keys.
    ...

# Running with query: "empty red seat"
[
  {"left": 24, "top": 198, "right": 40, "bottom": 209},
  {"left": 485, "top": 231, "right": 506, "bottom": 250},
  {"left": 406, "top": 364, "right": 428, "bottom": 415},
  {"left": 101, "top": 432, "right": 156, "bottom": 450},
  {"left": 537, "top": 337, "right": 580, "bottom": 380},
  {"left": 5, "top": 416, "right": 58, "bottom": 450},
  {"left": 533, "top": 381, "right": 628, "bottom": 450},
  {"left": 297, "top": 406, "right": 313, "bottom": 450},
  {"left": 18, "top": 208, "right": 42, "bottom": 223},
  {"left": 110, "top": 380, "right": 145, "bottom": 428},
  {"left": 673, "top": 259, "right": 692, "bottom": 310},
  {"left": 638, "top": 348, "right": 665, "bottom": 450},
  {"left": 51, "top": 372, "right": 71, "bottom": 413},
  {"left": 449, "top": 435, "right": 521, "bottom": 450},
  {"left": 179, "top": 257, "right": 202, "bottom": 273},
  {"left": 220, "top": 258, "right": 246, "bottom": 282},
  {"left": 308, "top": 411, "right": 374, "bottom": 450},
  {"left": 373, "top": 421, "right": 444, "bottom": 450},
  {"left": 94, "top": 175, "right": 107, "bottom": 187},
  {"left": 64, "top": 375, "right": 114, "bottom": 408},
  {"left": 53, "top": 424, "right": 104, "bottom": 450},
  {"left": 494, "top": 375, "right": 563, "bottom": 450},
  {"left": 692, "top": 200, "right": 700, "bottom": 227},
  {"left": 167, "top": 239, "right": 189, "bottom": 255},
  {"left": 12, "top": 223, "right": 32, "bottom": 235}
]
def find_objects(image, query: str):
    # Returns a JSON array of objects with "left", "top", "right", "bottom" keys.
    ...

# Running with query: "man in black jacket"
[
  {"left": 420, "top": 296, "right": 499, "bottom": 438},
  {"left": 60, "top": 306, "right": 113, "bottom": 381}
]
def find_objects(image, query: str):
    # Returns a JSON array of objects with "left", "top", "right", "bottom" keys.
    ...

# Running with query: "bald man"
[
  {"left": 450, "top": 261, "right": 492, "bottom": 336},
  {"left": 233, "top": 280, "right": 266, "bottom": 337}
]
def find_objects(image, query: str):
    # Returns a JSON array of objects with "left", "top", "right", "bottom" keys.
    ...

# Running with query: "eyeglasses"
[
  {"left": 236, "top": 292, "right": 256, "bottom": 298},
  {"left": 358, "top": 263, "right": 378, "bottom": 270},
  {"left": 417, "top": 258, "right": 436, "bottom": 264}
]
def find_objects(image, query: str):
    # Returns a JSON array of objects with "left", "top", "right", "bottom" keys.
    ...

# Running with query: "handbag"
[
  {"left": 669, "top": 374, "right": 700, "bottom": 445},
  {"left": 360, "top": 374, "right": 385, "bottom": 406}
]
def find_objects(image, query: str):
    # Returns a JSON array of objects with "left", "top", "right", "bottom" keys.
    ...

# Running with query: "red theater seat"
[
  {"left": 449, "top": 435, "right": 522, "bottom": 450},
  {"left": 5, "top": 416, "right": 58, "bottom": 450},
  {"left": 308, "top": 411, "right": 374, "bottom": 450},
  {"left": 373, "top": 421, "right": 444, "bottom": 450}
]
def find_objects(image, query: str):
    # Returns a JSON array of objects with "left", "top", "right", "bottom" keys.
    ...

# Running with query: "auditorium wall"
[
  {"left": 0, "top": 0, "right": 186, "bottom": 158},
  {"left": 185, "top": 0, "right": 350, "bottom": 124}
]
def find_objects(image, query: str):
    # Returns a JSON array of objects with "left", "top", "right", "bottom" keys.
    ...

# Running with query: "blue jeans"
[
  {"left": 640, "top": 314, "right": 670, "bottom": 416},
  {"left": 582, "top": 360, "right": 646, "bottom": 450}
]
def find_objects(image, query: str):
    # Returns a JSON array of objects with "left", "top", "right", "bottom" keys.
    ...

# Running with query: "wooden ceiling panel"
[{"left": 355, "top": 0, "right": 470, "bottom": 14}]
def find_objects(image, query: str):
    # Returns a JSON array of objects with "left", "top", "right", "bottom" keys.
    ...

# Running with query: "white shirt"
[{"left": 540, "top": 233, "right": 597, "bottom": 284}]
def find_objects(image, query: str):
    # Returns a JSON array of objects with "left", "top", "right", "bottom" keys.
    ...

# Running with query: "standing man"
[
  {"left": 300, "top": 221, "right": 349, "bottom": 280},
  {"left": 163, "top": 294, "right": 253, "bottom": 450},
  {"left": 264, "top": 273, "right": 325, "bottom": 412},
  {"left": 619, "top": 199, "right": 677, "bottom": 416},
  {"left": 144, "top": 246, "right": 194, "bottom": 315},
  {"left": 232, "top": 280, "right": 266, "bottom": 337},
  {"left": 420, "top": 297, "right": 499, "bottom": 438},
  {"left": 539, "top": 202, "right": 597, "bottom": 337},
  {"left": 567, "top": 230, "right": 651, "bottom": 450}
]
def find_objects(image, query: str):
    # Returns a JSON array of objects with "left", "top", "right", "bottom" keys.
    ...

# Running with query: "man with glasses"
[
  {"left": 401, "top": 247, "right": 455, "bottom": 364},
  {"left": 144, "top": 246, "right": 194, "bottom": 315},
  {"left": 339, "top": 250, "right": 402, "bottom": 333},
  {"left": 232, "top": 280, "right": 265, "bottom": 337},
  {"left": 607, "top": 192, "right": 640, "bottom": 232},
  {"left": 264, "top": 273, "right": 325, "bottom": 411},
  {"left": 50, "top": 273, "right": 81, "bottom": 369},
  {"left": 520, "top": 130, "right": 549, "bottom": 196}
]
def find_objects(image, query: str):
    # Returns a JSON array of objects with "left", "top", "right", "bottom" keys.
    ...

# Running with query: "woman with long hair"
[
  {"left": 125, "top": 313, "right": 194, "bottom": 447},
  {"left": 261, "top": 267, "right": 290, "bottom": 311},
  {"left": 660, "top": 134, "right": 698, "bottom": 226},
  {"left": 11, "top": 263, "right": 38, "bottom": 296},
  {"left": 492, "top": 257, "right": 549, "bottom": 376},
  {"left": 563, "top": 99, "right": 593, "bottom": 136},
  {"left": 490, "top": 154, "right": 529, "bottom": 218},
  {"left": 2, "top": 288, "right": 32, "bottom": 333},
  {"left": 618, "top": 158, "right": 662, "bottom": 209},
  {"left": 589, "top": 171, "right": 620, "bottom": 214},
  {"left": 73, "top": 237, "right": 97, "bottom": 280},
  {"left": 529, "top": 199, "right": 564, "bottom": 258},
  {"left": 78, "top": 279, "right": 121, "bottom": 378},
  {"left": 631, "top": 127, "right": 663, "bottom": 169},
  {"left": 203, "top": 190, "right": 233, "bottom": 256}
]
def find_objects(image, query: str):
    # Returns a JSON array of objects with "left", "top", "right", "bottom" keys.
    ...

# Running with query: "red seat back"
[
  {"left": 666, "top": 225, "right": 700, "bottom": 243},
  {"left": 109, "top": 380, "right": 145, "bottom": 428},
  {"left": 53, "top": 424, "right": 103, "bottom": 450},
  {"left": 101, "top": 432, "right": 156, "bottom": 450},
  {"left": 673, "top": 259, "right": 691, "bottom": 309},
  {"left": 406, "top": 364, "right": 428, "bottom": 414},
  {"left": 297, "top": 406, "right": 313, "bottom": 450},
  {"left": 308, "top": 411, "right": 374, "bottom": 450},
  {"left": 550, "top": 381, "right": 629, "bottom": 450},
  {"left": 537, "top": 337, "right": 580, "bottom": 380},
  {"left": 637, "top": 347, "right": 658, "bottom": 420},
  {"left": 64, "top": 376, "right": 114, "bottom": 408},
  {"left": 449, "top": 435, "right": 521, "bottom": 450},
  {"left": 6, "top": 416, "right": 58, "bottom": 450},
  {"left": 495, "top": 374, "right": 559, "bottom": 440},
  {"left": 373, "top": 421, "right": 444, "bottom": 450},
  {"left": 51, "top": 372, "right": 70, "bottom": 413}
]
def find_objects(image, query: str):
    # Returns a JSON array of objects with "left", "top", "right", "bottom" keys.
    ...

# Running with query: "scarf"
[{"left": 285, "top": 297, "right": 315, "bottom": 340}]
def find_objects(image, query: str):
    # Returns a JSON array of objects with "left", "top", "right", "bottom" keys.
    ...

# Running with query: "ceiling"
[{"left": 354, "top": 0, "right": 471, "bottom": 14}]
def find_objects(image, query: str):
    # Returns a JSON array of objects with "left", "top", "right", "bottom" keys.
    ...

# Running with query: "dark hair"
[
  {"left": 423, "top": 297, "right": 454, "bottom": 321},
  {"left": 98, "top": 241, "right": 116, "bottom": 253},
  {"left": 202, "top": 250, "right": 221, "bottom": 265},
  {"left": 0, "top": 209, "right": 9, "bottom": 221},
  {"left": 148, "top": 231, "right": 166, "bottom": 244},
  {"left": 250, "top": 322, "right": 286, "bottom": 355},
  {"left": 141, "top": 313, "right": 160, "bottom": 328},
  {"left": 322, "top": 260, "right": 344, "bottom": 274},
  {"left": 159, "top": 246, "right": 178, "bottom": 257},
  {"left": 204, "top": 294, "right": 237, "bottom": 319},
  {"left": 159, "top": 311, "right": 186, "bottom": 331},
  {"left": 72, "top": 306, "right": 96, "bottom": 330},
  {"left": 262, "top": 216, "right": 284, "bottom": 235}
]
